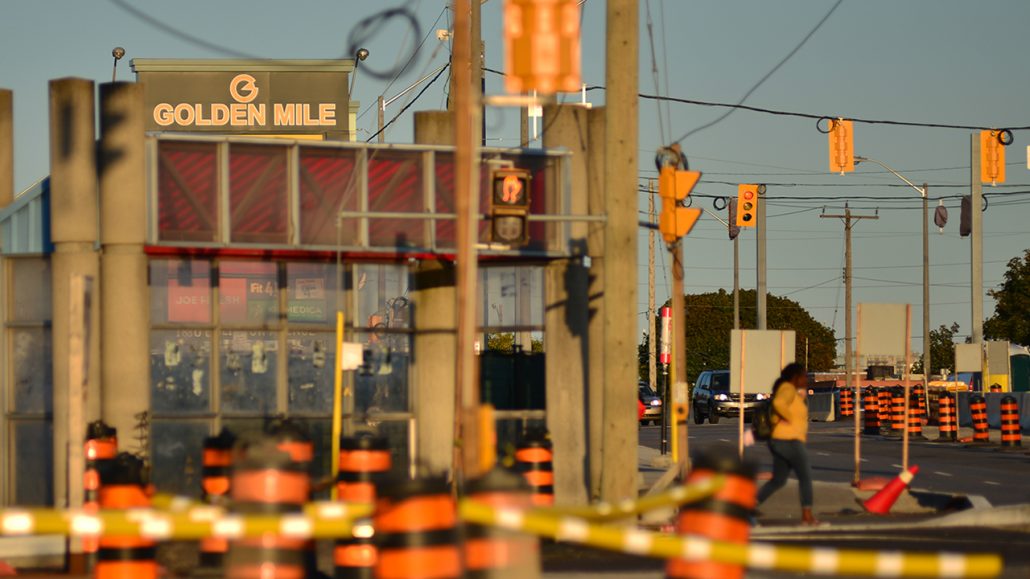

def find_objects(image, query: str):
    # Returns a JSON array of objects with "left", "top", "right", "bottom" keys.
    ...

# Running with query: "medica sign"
[{"left": 133, "top": 59, "right": 355, "bottom": 139}]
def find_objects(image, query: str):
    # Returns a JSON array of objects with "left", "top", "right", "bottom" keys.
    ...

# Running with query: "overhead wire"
[
  {"left": 643, "top": 0, "right": 667, "bottom": 145},
  {"left": 672, "top": 0, "right": 846, "bottom": 143},
  {"left": 366, "top": 63, "right": 449, "bottom": 142}
]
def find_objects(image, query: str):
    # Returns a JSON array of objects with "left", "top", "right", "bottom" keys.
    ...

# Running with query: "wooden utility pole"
[
  {"left": 452, "top": 0, "right": 483, "bottom": 482},
  {"left": 821, "top": 205, "right": 877, "bottom": 484},
  {"left": 648, "top": 182, "right": 657, "bottom": 391},
  {"left": 600, "top": 0, "right": 639, "bottom": 501}
]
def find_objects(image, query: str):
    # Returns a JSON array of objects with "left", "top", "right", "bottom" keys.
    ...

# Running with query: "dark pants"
[{"left": 756, "top": 439, "right": 814, "bottom": 508}]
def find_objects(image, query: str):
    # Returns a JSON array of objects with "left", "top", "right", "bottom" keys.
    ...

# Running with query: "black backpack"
[{"left": 752, "top": 381, "right": 786, "bottom": 441}]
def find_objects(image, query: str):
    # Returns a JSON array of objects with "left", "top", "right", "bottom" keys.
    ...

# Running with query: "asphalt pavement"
[{"left": 639, "top": 420, "right": 1030, "bottom": 506}]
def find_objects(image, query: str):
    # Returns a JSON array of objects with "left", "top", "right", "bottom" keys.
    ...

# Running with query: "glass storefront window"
[
  {"left": 229, "top": 145, "right": 289, "bottom": 244},
  {"left": 219, "top": 261, "right": 278, "bottom": 325},
  {"left": 286, "top": 262, "right": 340, "bottom": 325},
  {"left": 12, "top": 421, "right": 54, "bottom": 506},
  {"left": 353, "top": 331, "right": 410, "bottom": 415},
  {"left": 220, "top": 330, "right": 278, "bottom": 414},
  {"left": 151, "top": 259, "right": 212, "bottom": 325},
  {"left": 150, "top": 420, "right": 209, "bottom": 497},
  {"left": 477, "top": 266, "right": 544, "bottom": 330},
  {"left": 150, "top": 329, "right": 212, "bottom": 414},
  {"left": 288, "top": 332, "right": 336, "bottom": 414},
  {"left": 9, "top": 259, "right": 51, "bottom": 322},
  {"left": 157, "top": 141, "right": 220, "bottom": 242},
  {"left": 10, "top": 328, "right": 52, "bottom": 415},
  {"left": 355, "top": 264, "right": 409, "bottom": 331}
]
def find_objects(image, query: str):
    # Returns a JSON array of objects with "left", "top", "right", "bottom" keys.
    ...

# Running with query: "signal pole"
[
  {"left": 756, "top": 188, "right": 767, "bottom": 329},
  {"left": 821, "top": 204, "right": 877, "bottom": 484},
  {"left": 648, "top": 181, "right": 657, "bottom": 392},
  {"left": 970, "top": 134, "right": 984, "bottom": 344}
]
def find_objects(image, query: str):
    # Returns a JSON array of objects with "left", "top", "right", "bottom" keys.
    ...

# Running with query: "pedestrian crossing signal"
[{"left": 490, "top": 168, "right": 532, "bottom": 246}]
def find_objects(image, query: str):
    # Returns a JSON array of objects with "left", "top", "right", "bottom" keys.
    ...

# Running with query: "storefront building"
[{"left": 0, "top": 61, "right": 594, "bottom": 506}]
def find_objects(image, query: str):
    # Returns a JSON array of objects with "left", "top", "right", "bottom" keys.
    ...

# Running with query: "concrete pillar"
[
  {"left": 413, "top": 111, "right": 455, "bottom": 146},
  {"left": 412, "top": 112, "right": 457, "bottom": 476},
  {"left": 98, "top": 82, "right": 149, "bottom": 444},
  {"left": 0, "top": 89, "right": 12, "bottom": 207},
  {"left": 49, "top": 78, "right": 101, "bottom": 507},
  {"left": 410, "top": 259, "right": 457, "bottom": 475},
  {"left": 542, "top": 105, "right": 590, "bottom": 504},
  {"left": 585, "top": 107, "right": 606, "bottom": 500}
]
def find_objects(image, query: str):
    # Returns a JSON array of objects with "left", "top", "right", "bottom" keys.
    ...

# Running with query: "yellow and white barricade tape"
[
  {"left": 541, "top": 475, "right": 724, "bottom": 521},
  {"left": 0, "top": 503, "right": 371, "bottom": 540},
  {"left": 459, "top": 500, "right": 1002, "bottom": 578}
]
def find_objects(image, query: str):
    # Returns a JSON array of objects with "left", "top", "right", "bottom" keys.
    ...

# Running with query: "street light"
[{"left": 854, "top": 156, "right": 931, "bottom": 382}]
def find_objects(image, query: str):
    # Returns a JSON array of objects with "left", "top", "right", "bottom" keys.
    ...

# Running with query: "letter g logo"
[{"left": 229, "top": 74, "right": 258, "bottom": 103}]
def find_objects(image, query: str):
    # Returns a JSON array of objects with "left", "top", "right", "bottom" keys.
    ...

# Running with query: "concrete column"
[
  {"left": 585, "top": 107, "right": 606, "bottom": 500},
  {"left": 412, "top": 112, "right": 457, "bottom": 476},
  {"left": 544, "top": 259, "right": 588, "bottom": 504},
  {"left": 98, "top": 82, "right": 148, "bottom": 444},
  {"left": 0, "top": 89, "right": 12, "bottom": 207},
  {"left": 49, "top": 78, "right": 101, "bottom": 507},
  {"left": 410, "top": 259, "right": 457, "bottom": 475},
  {"left": 413, "top": 111, "right": 455, "bottom": 146},
  {"left": 542, "top": 105, "right": 590, "bottom": 503}
]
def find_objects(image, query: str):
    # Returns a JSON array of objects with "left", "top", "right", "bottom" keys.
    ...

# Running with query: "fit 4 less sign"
[{"left": 132, "top": 59, "right": 354, "bottom": 138}]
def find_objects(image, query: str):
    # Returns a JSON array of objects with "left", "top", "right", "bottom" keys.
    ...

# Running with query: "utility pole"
[
  {"left": 648, "top": 181, "right": 657, "bottom": 392},
  {"left": 970, "top": 134, "right": 984, "bottom": 345},
  {"left": 452, "top": 0, "right": 483, "bottom": 482},
  {"left": 733, "top": 235, "right": 740, "bottom": 330},
  {"left": 756, "top": 188, "right": 767, "bottom": 329},
  {"left": 922, "top": 184, "right": 930, "bottom": 381},
  {"left": 822, "top": 205, "right": 877, "bottom": 484},
  {"left": 671, "top": 241, "right": 687, "bottom": 467},
  {"left": 601, "top": 0, "right": 639, "bottom": 501},
  {"left": 377, "top": 96, "right": 385, "bottom": 144}
]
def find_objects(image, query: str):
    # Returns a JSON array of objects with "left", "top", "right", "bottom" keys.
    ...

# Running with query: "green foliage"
[
  {"left": 912, "top": 322, "right": 961, "bottom": 376},
  {"left": 647, "top": 289, "right": 837, "bottom": 384},
  {"left": 984, "top": 250, "right": 1030, "bottom": 346},
  {"left": 486, "top": 333, "right": 542, "bottom": 353}
]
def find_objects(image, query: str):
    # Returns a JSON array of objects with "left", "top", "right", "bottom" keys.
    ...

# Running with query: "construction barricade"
[
  {"left": 970, "top": 394, "right": 990, "bottom": 443},
  {"left": 83, "top": 421, "right": 118, "bottom": 572},
  {"left": 863, "top": 388, "right": 881, "bottom": 435},
  {"left": 335, "top": 433, "right": 392, "bottom": 579},
  {"left": 908, "top": 390, "right": 925, "bottom": 440},
  {"left": 197, "top": 428, "right": 235, "bottom": 572},
  {"left": 464, "top": 468, "right": 541, "bottom": 579},
  {"left": 96, "top": 453, "right": 157, "bottom": 579},
  {"left": 374, "top": 475, "right": 461, "bottom": 579},
  {"left": 936, "top": 393, "right": 958, "bottom": 442},
  {"left": 515, "top": 431, "right": 554, "bottom": 507},
  {"left": 666, "top": 452, "right": 755, "bottom": 579},
  {"left": 839, "top": 387, "right": 855, "bottom": 419},
  {"left": 1000, "top": 396, "right": 1022, "bottom": 448},
  {"left": 889, "top": 387, "right": 906, "bottom": 436}
]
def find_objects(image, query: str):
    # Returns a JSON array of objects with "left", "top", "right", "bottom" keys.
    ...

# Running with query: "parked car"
[
  {"left": 691, "top": 370, "right": 767, "bottom": 424},
  {"left": 638, "top": 382, "right": 662, "bottom": 425}
]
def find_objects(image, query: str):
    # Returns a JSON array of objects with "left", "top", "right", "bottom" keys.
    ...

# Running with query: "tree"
[
  {"left": 647, "top": 289, "right": 837, "bottom": 384},
  {"left": 912, "top": 322, "right": 960, "bottom": 376},
  {"left": 486, "top": 333, "right": 542, "bottom": 353},
  {"left": 984, "top": 249, "right": 1030, "bottom": 346}
]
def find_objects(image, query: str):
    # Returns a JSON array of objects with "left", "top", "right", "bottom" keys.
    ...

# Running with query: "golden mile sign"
[
  {"left": 152, "top": 74, "right": 337, "bottom": 129},
  {"left": 133, "top": 59, "right": 354, "bottom": 138}
]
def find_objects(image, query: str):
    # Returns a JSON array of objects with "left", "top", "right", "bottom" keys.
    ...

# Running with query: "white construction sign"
[{"left": 730, "top": 330, "right": 796, "bottom": 394}]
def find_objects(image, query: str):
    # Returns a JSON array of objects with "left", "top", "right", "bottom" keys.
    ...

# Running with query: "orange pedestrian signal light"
[
  {"left": 980, "top": 130, "right": 1007, "bottom": 185},
  {"left": 828, "top": 119, "right": 854, "bottom": 174},
  {"left": 504, "top": 0, "right": 582, "bottom": 95},
  {"left": 659, "top": 206, "right": 701, "bottom": 244},
  {"left": 490, "top": 168, "right": 532, "bottom": 245},
  {"left": 736, "top": 184, "right": 760, "bottom": 227}
]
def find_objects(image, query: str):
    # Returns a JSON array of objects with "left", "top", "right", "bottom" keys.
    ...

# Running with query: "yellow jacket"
[{"left": 771, "top": 384, "right": 808, "bottom": 442}]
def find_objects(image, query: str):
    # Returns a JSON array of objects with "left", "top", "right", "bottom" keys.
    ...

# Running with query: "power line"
[
  {"left": 366, "top": 63, "right": 449, "bottom": 142},
  {"left": 672, "top": 0, "right": 846, "bottom": 142}
]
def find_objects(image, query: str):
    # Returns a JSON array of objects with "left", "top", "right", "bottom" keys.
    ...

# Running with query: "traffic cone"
[{"left": 862, "top": 465, "right": 919, "bottom": 515}]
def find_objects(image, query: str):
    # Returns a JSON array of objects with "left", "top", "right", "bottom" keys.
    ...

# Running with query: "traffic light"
[
  {"left": 658, "top": 167, "right": 702, "bottom": 243},
  {"left": 727, "top": 198, "right": 740, "bottom": 240},
  {"left": 980, "top": 130, "right": 1006, "bottom": 185},
  {"left": 828, "top": 119, "right": 854, "bottom": 174},
  {"left": 736, "top": 184, "right": 760, "bottom": 227},
  {"left": 504, "top": 0, "right": 582, "bottom": 94},
  {"left": 489, "top": 168, "right": 531, "bottom": 246},
  {"left": 960, "top": 195, "right": 972, "bottom": 237}
]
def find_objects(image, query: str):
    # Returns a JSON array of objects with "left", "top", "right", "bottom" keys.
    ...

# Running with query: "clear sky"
[{"left": 2, "top": 0, "right": 1029, "bottom": 356}]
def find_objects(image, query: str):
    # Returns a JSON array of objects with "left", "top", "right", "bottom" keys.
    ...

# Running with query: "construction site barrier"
[
  {"left": 808, "top": 393, "right": 834, "bottom": 422},
  {"left": 838, "top": 388, "right": 855, "bottom": 418},
  {"left": 335, "top": 433, "right": 391, "bottom": 579},
  {"left": 515, "top": 432, "right": 555, "bottom": 507},
  {"left": 878, "top": 388, "right": 891, "bottom": 431},
  {"left": 459, "top": 500, "right": 1002, "bottom": 578},
  {"left": 464, "top": 468, "right": 541, "bottom": 579},
  {"left": 969, "top": 395, "right": 990, "bottom": 443},
  {"left": 864, "top": 389, "right": 881, "bottom": 435},
  {"left": 198, "top": 427, "right": 235, "bottom": 571},
  {"left": 1000, "top": 396, "right": 1022, "bottom": 447},
  {"left": 83, "top": 421, "right": 118, "bottom": 572},
  {"left": 956, "top": 392, "right": 1030, "bottom": 432},
  {"left": 375, "top": 475, "right": 461, "bottom": 579},
  {"left": 95, "top": 453, "right": 156, "bottom": 579},
  {"left": 937, "top": 393, "right": 958, "bottom": 442}
]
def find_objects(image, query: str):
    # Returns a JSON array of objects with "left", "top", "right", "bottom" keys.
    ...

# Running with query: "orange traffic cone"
[{"left": 863, "top": 465, "right": 919, "bottom": 515}]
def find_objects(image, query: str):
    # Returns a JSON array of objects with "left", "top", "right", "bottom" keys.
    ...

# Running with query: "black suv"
[{"left": 691, "top": 370, "right": 767, "bottom": 424}]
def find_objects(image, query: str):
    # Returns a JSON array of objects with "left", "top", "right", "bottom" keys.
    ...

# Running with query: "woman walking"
[{"left": 756, "top": 363, "right": 819, "bottom": 525}]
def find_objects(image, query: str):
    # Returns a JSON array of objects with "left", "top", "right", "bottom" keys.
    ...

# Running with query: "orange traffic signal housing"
[
  {"left": 657, "top": 167, "right": 702, "bottom": 242},
  {"left": 980, "top": 130, "right": 1006, "bottom": 185},
  {"left": 736, "top": 184, "right": 759, "bottom": 227},
  {"left": 828, "top": 119, "right": 854, "bottom": 174},
  {"left": 504, "top": 0, "right": 582, "bottom": 94}
]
